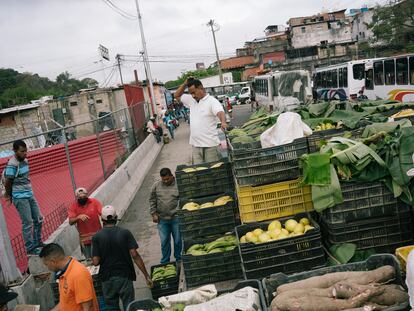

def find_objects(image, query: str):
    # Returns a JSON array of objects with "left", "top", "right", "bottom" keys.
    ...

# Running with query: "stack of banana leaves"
[
  {"left": 186, "top": 235, "right": 237, "bottom": 256},
  {"left": 301, "top": 122, "right": 414, "bottom": 212},
  {"left": 228, "top": 107, "right": 279, "bottom": 145}
]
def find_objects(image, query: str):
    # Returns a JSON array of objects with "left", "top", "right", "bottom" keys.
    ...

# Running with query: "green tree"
[
  {"left": 165, "top": 68, "right": 218, "bottom": 89},
  {"left": 369, "top": 0, "right": 414, "bottom": 49}
]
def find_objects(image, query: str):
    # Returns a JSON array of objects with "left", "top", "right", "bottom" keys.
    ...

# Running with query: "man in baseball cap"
[
  {"left": 92, "top": 205, "right": 152, "bottom": 310},
  {"left": 68, "top": 187, "right": 103, "bottom": 259}
]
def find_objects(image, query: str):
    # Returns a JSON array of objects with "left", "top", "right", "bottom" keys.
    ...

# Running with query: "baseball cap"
[
  {"left": 101, "top": 205, "right": 117, "bottom": 220},
  {"left": 75, "top": 187, "right": 88, "bottom": 197}
]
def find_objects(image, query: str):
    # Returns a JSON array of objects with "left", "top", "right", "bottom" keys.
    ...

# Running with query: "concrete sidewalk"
[{"left": 120, "top": 122, "right": 192, "bottom": 300}]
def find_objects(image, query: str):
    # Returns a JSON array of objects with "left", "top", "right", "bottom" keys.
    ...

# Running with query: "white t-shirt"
[{"left": 180, "top": 93, "right": 224, "bottom": 147}]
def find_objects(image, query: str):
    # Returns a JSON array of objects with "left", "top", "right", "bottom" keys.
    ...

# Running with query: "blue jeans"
[
  {"left": 13, "top": 197, "right": 43, "bottom": 252},
  {"left": 167, "top": 124, "right": 174, "bottom": 139},
  {"left": 102, "top": 276, "right": 134, "bottom": 311},
  {"left": 157, "top": 218, "right": 182, "bottom": 264}
]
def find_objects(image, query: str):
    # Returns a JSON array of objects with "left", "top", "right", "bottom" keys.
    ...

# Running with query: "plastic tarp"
[
  {"left": 260, "top": 112, "right": 312, "bottom": 148},
  {"left": 184, "top": 286, "right": 261, "bottom": 311}
]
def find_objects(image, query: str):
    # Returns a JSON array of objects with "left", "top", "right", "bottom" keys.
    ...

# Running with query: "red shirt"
[{"left": 68, "top": 198, "right": 103, "bottom": 245}]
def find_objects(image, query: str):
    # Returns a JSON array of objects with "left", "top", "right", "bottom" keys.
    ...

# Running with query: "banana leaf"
[
  {"left": 361, "top": 102, "right": 414, "bottom": 114},
  {"left": 386, "top": 126, "right": 414, "bottom": 187},
  {"left": 311, "top": 165, "right": 343, "bottom": 212},
  {"left": 328, "top": 244, "right": 376, "bottom": 266},
  {"left": 308, "top": 101, "right": 331, "bottom": 117},
  {"left": 362, "top": 120, "right": 412, "bottom": 138},
  {"left": 301, "top": 153, "right": 331, "bottom": 186}
]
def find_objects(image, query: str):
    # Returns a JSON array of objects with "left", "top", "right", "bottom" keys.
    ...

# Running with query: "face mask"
[{"left": 77, "top": 198, "right": 88, "bottom": 205}]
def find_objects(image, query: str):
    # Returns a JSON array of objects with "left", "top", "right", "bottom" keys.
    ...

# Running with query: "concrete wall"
[
  {"left": 9, "top": 134, "right": 162, "bottom": 310},
  {"left": 291, "top": 21, "right": 352, "bottom": 48},
  {"left": 351, "top": 10, "right": 374, "bottom": 42}
]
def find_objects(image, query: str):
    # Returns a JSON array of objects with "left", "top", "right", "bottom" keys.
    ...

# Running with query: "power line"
[
  {"left": 100, "top": 0, "right": 137, "bottom": 20},
  {"left": 71, "top": 64, "right": 117, "bottom": 79}
]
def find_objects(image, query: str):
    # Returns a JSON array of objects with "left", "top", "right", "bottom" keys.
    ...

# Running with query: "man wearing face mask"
[{"left": 68, "top": 188, "right": 102, "bottom": 259}]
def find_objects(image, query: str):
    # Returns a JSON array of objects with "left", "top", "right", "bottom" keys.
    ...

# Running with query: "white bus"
[
  {"left": 313, "top": 54, "right": 414, "bottom": 101},
  {"left": 253, "top": 70, "right": 312, "bottom": 112}
]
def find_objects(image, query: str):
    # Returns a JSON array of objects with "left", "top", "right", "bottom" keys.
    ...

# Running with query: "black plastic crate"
[
  {"left": 321, "top": 210, "right": 414, "bottom": 252},
  {"left": 307, "top": 128, "right": 345, "bottom": 153},
  {"left": 150, "top": 262, "right": 180, "bottom": 300},
  {"left": 236, "top": 213, "right": 326, "bottom": 279},
  {"left": 126, "top": 280, "right": 268, "bottom": 311},
  {"left": 178, "top": 192, "right": 238, "bottom": 241},
  {"left": 182, "top": 234, "right": 243, "bottom": 287},
  {"left": 262, "top": 254, "right": 408, "bottom": 310},
  {"left": 230, "top": 137, "right": 308, "bottom": 186},
  {"left": 176, "top": 161, "right": 234, "bottom": 199},
  {"left": 126, "top": 299, "right": 161, "bottom": 311},
  {"left": 321, "top": 181, "right": 411, "bottom": 225}
]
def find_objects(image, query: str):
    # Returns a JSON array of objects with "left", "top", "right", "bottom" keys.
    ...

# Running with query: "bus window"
[
  {"left": 410, "top": 57, "right": 414, "bottom": 85},
  {"left": 332, "top": 69, "right": 338, "bottom": 88},
  {"left": 384, "top": 59, "right": 395, "bottom": 85},
  {"left": 343, "top": 67, "right": 348, "bottom": 87},
  {"left": 365, "top": 69, "right": 374, "bottom": 90},
  {"left": 353, "top": 64, "right": 365, "bottom": 80},
  {"left": 338, "top": 68, "right": 344, "bottom": 87},
  {"left": 326, "top": 70, "right": 332, "bottom": 88},
  {"left": 374, "top": 61, "right": 384, "bottom": 85},
  {"left": 396, "top": 58, "right": 408, "bottom": 85},
  {"left": 321, "top": 71, "right": 327, "bottom": 88}
]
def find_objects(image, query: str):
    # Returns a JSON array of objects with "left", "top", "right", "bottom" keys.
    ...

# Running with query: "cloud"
[{"left": 0, "top": 0, "right": 388, "bottom": 85}]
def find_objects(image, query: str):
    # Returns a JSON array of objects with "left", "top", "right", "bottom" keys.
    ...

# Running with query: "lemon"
[
  {"left": 284, "top": 219, "right": 298, "bottom": 232},
  {"left": 299, "top": 218, "right": 310, "bottom": 226},
  {"left": 268, "top": 220, "right": 282, "bottom": 231}
]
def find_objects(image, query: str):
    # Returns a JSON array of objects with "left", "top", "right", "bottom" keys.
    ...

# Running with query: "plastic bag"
[
  {"left": 260, "top": 112, "right": 312, "bottom": 148},
  {"left": 158, "top": 285, "right": 217, "bottom": 310},
  {"left": 184, "top": 286, "right": 261, "bottom": 311}
]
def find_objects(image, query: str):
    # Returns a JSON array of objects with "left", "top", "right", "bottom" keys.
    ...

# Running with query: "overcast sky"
[{"left": 0, "top": 0, "right": 387, "bottom": 86}]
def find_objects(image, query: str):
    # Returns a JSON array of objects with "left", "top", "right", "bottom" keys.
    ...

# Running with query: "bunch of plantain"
[
  {"left": 182, "top": 195, "right": 233, "bottom": 211},
  {"left": 314, "top": 122, "right": 336, "bottom": 131},
  {"left": 186, "top": 235, "right": 237, "bottom": 256},
  {"left": 151, "top": 264, "right": 177, "bottom": 282}
]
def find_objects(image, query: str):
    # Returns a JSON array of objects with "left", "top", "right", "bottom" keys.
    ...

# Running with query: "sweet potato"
[
  {"left": 276, "top": 266, "right": 395, "bottom": 295},
  {"left": 271, "top": 287, "right": 378, "bottom": 311}
]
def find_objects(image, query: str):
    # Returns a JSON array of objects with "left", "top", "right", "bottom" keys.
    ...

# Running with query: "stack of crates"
[
  {"left": 175, "top": 160, "right": 242, "bottom": 287},
  {"left": 319, "top": 181, "right": 414, "bottom": 253},
  {"left": 228, "top": 137, "right": 326, "bottom": 278}
]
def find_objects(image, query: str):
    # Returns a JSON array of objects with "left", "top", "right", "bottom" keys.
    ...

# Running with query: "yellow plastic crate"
[
  {"left": 395, "top": 245, "right": 414, "bottom": 272},
  {"left": 237, "top": 179, "right": 314, "bottom": 223}
]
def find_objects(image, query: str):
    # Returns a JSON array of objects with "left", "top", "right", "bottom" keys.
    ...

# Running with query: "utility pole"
[
  {"left": 134, "top": 0, "right": 156, "bottom": 116},
  {"left": 207, "top": 19, "right": 224, "bottom": 85},
  {"left": 115, "top": 54, "right": 124, "bottom": 85}
]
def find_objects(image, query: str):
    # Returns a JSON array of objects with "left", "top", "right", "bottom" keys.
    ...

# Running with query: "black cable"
[{"left": 100, "top": 0, "right": 136, "bottom": 20}]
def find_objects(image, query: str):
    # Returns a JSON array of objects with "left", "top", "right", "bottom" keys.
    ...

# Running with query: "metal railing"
[{"left": 0, "top": 102, "right": 150, "bottom": 272}]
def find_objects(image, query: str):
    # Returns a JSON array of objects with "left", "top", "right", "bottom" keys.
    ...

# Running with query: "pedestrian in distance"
[
  {"left": 0, "top": 284, "right": 18, "bottom": 311},
  {"left": 174, "top": 77, "right": 228, "bottom": 164},
  {"left": 40, "top": 243, "right": 99, "bottom": 311},
  {"left": 150, "top": 168, "right": 182, "bottom": 264},
  {"left": 68, "top": 187, "right": 103, "bottom": 260},
  {"left": 162, "top": 111, "right": 175, "bottom": 140},
  {"left": 92, "top": 205, "right": 152, "bottom": 311},
  {"left": 2, "top": 140, "right": 44, "bottom": 255},
  {"left": 146, "top": 117, "right": 162, "bottom": 143}
]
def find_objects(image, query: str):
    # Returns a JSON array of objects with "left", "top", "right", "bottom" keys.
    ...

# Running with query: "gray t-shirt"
[{"left": 4, "top": 157, "right": 33, "bottom": 199}]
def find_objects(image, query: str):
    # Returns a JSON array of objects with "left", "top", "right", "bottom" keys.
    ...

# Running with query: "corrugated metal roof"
[{"left": 0, "top": 102, "right": 40, "bottom": 115}]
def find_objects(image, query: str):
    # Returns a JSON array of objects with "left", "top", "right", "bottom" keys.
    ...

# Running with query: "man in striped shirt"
[{"left": 3, "top": 140, "right": 43, "bottom": 255}]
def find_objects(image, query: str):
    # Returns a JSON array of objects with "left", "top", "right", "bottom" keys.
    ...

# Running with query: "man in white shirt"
[{"left": 175, "top": 78, "right": 227, "bottom": 164}]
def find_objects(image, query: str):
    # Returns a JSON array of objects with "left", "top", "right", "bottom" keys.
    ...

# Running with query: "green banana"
[
  {"left": 186, "top": 244, "right": 204, "bottom": 253},
  {"left": 205, "top": 240, "right": 233, "bottom": 252}
]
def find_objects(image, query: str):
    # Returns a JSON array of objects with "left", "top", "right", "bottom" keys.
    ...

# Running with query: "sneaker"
[{"left": 27, "top": 247, "right": 42, "bottom": 256}]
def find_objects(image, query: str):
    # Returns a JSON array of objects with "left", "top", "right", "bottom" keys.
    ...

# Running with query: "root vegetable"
[
  {"left": 276, "top": 266, "right": 395, "bottom": 295},
  {"left": 271, "top": 288, "right": 378, "bottom": 311}
]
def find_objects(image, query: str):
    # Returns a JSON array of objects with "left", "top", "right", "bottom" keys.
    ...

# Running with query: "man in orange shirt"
[
  {"left": 40, "top": 243, "right": 98, "bottom": 311},
  {"left": 68, "top": 187, "right": 102, "bottom": 259}
]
